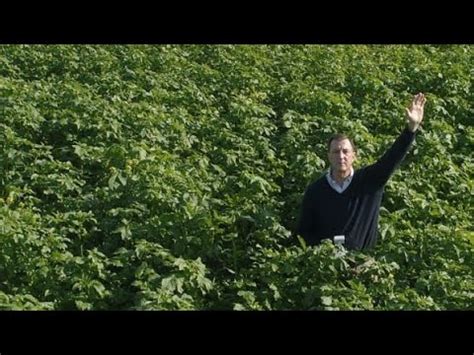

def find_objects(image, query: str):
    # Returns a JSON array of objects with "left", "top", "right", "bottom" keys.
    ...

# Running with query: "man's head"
[{"left": 327, "top": 134, "right": 357, "bottom": 175}]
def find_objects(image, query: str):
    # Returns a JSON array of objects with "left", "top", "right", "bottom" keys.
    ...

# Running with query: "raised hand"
[{"left": 406, "top": 92, "right": 426, "bottom": 132}]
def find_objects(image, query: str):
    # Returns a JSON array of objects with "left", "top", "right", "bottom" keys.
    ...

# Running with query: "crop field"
[{"left": 0, "top": 45, "right": 472, "bottom": 310}]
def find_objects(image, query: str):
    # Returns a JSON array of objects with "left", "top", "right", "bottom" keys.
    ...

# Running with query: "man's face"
[{"left": 328, "top": 139, "right": 356, "bottom": 174}]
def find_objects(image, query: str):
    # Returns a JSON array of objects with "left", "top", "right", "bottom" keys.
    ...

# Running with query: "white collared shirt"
[{"left": 326, "top": 168, "right": 354, "bottom": 193}]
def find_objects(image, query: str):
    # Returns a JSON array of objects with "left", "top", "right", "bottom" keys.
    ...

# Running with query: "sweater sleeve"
[{"left": 363, "top": 127, "right": 416, "bottom": 188}]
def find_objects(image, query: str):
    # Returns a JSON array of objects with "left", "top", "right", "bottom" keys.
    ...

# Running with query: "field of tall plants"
[{"left": 0, "top": 44, "right": 472, "bottom": 310}]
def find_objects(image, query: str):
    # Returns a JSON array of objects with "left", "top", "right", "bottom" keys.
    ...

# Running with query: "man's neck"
[{"left": 331, "top": 169, "right": 352, "bottom": 185}]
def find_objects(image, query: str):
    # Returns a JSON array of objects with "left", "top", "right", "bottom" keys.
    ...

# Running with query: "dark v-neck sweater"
[{"left": 297, "top": 128, "right": 416, "bottom": 250}]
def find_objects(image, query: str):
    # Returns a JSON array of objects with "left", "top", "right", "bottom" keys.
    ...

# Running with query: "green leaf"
[{"left": 321, "top": 296, "right": 332, "bottom": 306}]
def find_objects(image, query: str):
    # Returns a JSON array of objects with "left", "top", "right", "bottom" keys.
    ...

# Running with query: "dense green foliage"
[{"left": 0, "top": 45, "right": 472, "bottom": 310}]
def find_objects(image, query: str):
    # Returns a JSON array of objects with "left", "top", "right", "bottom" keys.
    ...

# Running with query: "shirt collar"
[{"left": 326, "top": 167, "right": 354, "bottom": 193}]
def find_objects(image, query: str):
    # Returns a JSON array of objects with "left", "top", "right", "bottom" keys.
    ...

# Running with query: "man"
[{"left": 297, "top": 93, "right": 426, "bottom": 250}]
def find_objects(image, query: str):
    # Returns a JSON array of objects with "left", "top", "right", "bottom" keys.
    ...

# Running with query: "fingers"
[
  {"left": 413, "top": 92, "right": 426, "bottom": 107},
  {"left": 420, "top": 93, "right": 427, "bottom": 107},
  {"left": 414, "top": 93, "right": 421, "bottom": 105}
]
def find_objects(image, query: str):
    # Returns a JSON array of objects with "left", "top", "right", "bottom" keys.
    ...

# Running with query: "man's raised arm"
[{"left": 363, "top": 93, "right": 427, "bottom": 186}]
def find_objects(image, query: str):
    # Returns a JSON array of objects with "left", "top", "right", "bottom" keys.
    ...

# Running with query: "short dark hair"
[{"left": 327, "top": 134, "right": 357, "bottom": 152}]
